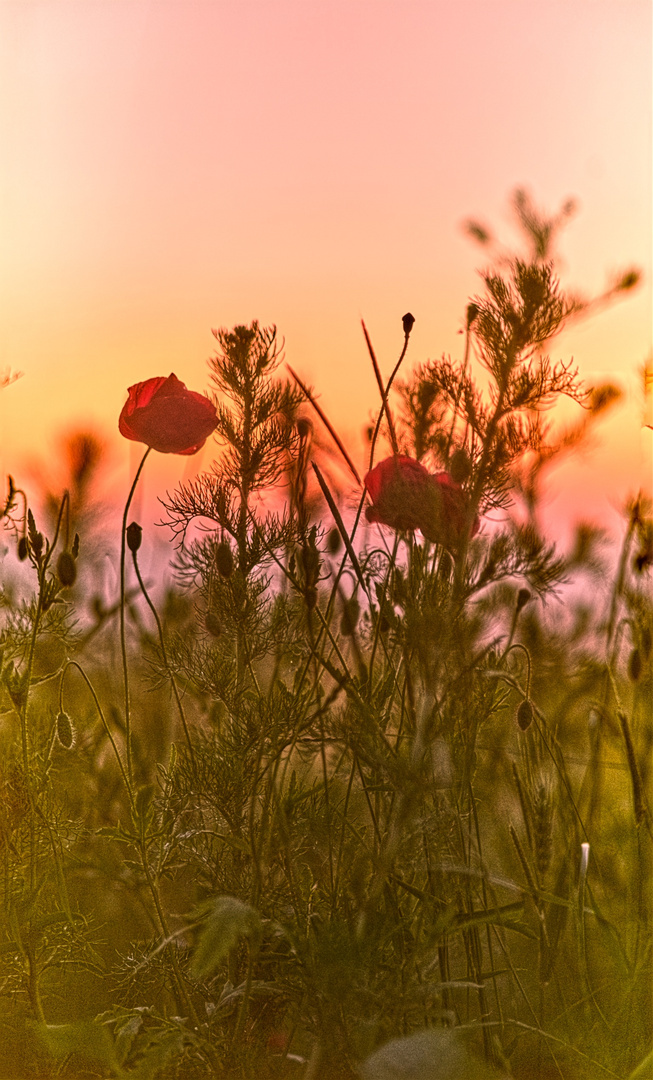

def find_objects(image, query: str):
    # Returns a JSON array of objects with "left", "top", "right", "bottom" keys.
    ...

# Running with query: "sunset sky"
[{"left": 0, "top": 0, "right": 651, "bottom": 543}]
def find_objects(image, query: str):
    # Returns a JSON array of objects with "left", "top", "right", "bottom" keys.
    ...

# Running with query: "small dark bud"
[
  {"left": 465, "top": 220, "right": 491, "bottom": 245},
  {"left": 516, "top": 588, "right": 532, "bottom": 613},
  {"left": 616, "top": 269, "right": 640, "bottom": 291},
  {"left": 204, "top": 612, "right": 222, "bottom": 637},
  {"left": 402, "top": 312, "right": 415, "bottom": 336},
  {"left": 466, "top": 302, "right": 480, "bottom": 327},
  {"left": 589, "top": 384, "right": 621, "bottom": 415},
  {"left": 449, "top": 448, "right": 471, "bottom": 484},
  {"left": 304, "top": 586, "right": 318, "bottom": 610},
  {"left": 126, "top": 522, "right": 142, "bottom": 554},
  {"left": 32, "top": 533, "right": 44, "bottom": 559},
  {"left": 17, "top": 537, "right": 28, "bottom": 561},
  {"left": 56, "top": 711, "right": 76, "bottom": 750},
  {"left": 296, "top": 417, "right": 312, "bottom": 439},
  {"left": 215, "top": 541, "right": 234, "bottom": 579},
  {"left": 301, "top": 536, "right": 320, "bottom": 587},
  {"left": 340, "top": 597, "right": 360, "bottom": 638},
  {"left": 56, "top": 551, "right": 77, "bottom": 587},
  {"left": 628, "top": 649, "right": 642, "bottom": 683},
  {"left": 327, "top": 527, "right": 342, "bottom": 555},
  {"left": 641, "top": 626, "right": 652, "bottom": 660},
  {"left": 633, "top": 547, "right": 653, "bottom": 574},
  {"left": 364, "top": 425, "right": 374, "bottom": 443},
  {"left": 516, "top": 699, "right": 534, "bottom": 731},
  {"left": 71, "top": 533, "right": 80, "bottom": 559}
]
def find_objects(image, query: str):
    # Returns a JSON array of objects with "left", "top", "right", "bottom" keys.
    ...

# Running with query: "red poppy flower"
[
  {"left": 119, "top": 374, "right": 218, "bottom": 455},
  {"left": 364, "top": 455, "right": 479, "bottom": 550}
]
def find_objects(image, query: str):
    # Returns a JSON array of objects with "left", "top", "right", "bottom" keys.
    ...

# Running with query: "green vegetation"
[{"left": 0, "top": 193, "right": 650, "bottom": 1079}]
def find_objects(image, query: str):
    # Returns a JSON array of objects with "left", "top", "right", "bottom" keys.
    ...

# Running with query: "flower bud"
[
  {"left": 327, "top": 527, "right": 342, "bottom": 555},
  {"left": 466, "top": 302, "right": 480, "bottom": 327},
  {"left": 56, "top": 711, "right": 76, "bottom": 750},
  {"left": 402, "top": 312, "right": 415, "bottom": 336},
  {"left": 215, "top": 541, "right": 234, "bottom": 579},
  {"left": 57, "top": 551, "right": 77, "bottom": 587},
  {"left": 628, "top": 649, "right": 642, "bottom": 683},
  {"left": 17, "top": 537, "right": 28, "bottom": 561},
  {"left": 296, "top": 417, "right": 312, "bottom": 439},
  {"left": 516, "top": 588, "right": 532, "bottom": 613},
  {"left": 126, "top": 522, "right": 142, "bottom": 554},
  {"left": 516, "top": 699, "right": 534, "bottom": 731},
  {"left": 340, "top": 597, "right": 360, "bottom": 638},
  {"left": 301, "top": 537, "right": 320, "bottom": 587},
  {"left": 204, "top": 612, "right": 222, "bottom": 637},
  {"left": 32, "top": 532, "right": 44, "bottom": 559}
]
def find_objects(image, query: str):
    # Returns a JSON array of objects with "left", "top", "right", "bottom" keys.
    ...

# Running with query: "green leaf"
[
  {"left": 31, "top": 1020, "right": 123, "bottom": 1076},
  {"left": 191, "top": 895, "right": 262, "bottom": 979}
]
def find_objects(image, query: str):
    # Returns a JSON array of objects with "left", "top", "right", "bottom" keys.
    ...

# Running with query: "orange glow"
[{"left": 0, "top": 1, "right": 650, "bottom": 538}]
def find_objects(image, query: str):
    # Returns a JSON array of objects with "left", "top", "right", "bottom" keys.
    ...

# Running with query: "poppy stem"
[
  {"left": 120, "top": 446, "right": 151, "bottom": 783},
  {"left": 131, "top": 547, "right": 197, "bottom": 770}
]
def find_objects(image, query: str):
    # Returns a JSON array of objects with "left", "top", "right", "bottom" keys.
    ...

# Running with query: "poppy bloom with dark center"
[
  {"left": 364, "top": 455, "right": 479, "bottom": 550},
  {"left": 119, "top": 374, "right": 218, "bottom": 455}
]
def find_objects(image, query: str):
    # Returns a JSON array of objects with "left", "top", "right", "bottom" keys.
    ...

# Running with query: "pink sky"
[{"left": 0, "top": 0, "right": 651, "bottom": 541}]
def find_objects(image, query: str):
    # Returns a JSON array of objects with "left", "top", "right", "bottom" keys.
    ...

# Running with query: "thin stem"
[
  {"left": 131, "top": 549, "right": 196, "bottom": 768},
  {"left": 120, "top": 447, "right": 151, "bottom": 783},
  {"left": 59, "top": 660, "right": 133, "bottom": 803}
]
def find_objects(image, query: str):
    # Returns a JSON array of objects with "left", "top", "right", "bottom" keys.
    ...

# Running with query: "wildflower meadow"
[{"left": 0, "top": 195, "right": 651, "bottom": 1080}]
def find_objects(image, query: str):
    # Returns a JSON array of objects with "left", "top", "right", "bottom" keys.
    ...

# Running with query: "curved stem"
[
  {"left": 131, "top": 549, "right": 196, "bottom": 769},
  {"left": 368, "top": 329, "right": 412, "bottom": 472},
  {"left": 120, "top": 447, "right": 151, "bottom": 784},
  {"left": 59, "top": 660, "right": 133, "bottom": 803}
]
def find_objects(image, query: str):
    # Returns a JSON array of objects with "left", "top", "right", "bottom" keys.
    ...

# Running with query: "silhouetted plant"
[{"left": 0, "top": 194, "right": 649, "bottom": 1080}]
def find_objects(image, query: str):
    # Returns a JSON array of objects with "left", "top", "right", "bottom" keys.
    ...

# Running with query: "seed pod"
[
  {"left": 56, "top": 551, "right": 77, "bottom": 587},
  {"left": 204, "top": 612, "right": 222, "bottom": 638},
  {"left": 126, "top": 522, "right": 142, "bottom": 553},
  {"left": 215, "top": 541, "right": 234, "bottom": 579},
  {"left": 516, "top": 699, "right": 534, "bottom": 731},
  {"left": 402, "top": 312, "right": 415, "bottom": 335},
  {"left": 17, "top": 536, "right": 28, "bottom": 561},
  {"left": 628, "top": 649, "right": 642, "bottom": 683},
  {"left": 56, "top": 711, "right": 76, "bottom": 750}
]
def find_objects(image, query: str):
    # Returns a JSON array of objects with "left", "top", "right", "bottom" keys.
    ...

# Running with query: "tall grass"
[{"left": 0, "top": 192, "right": 650, "bottom": 1080}]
